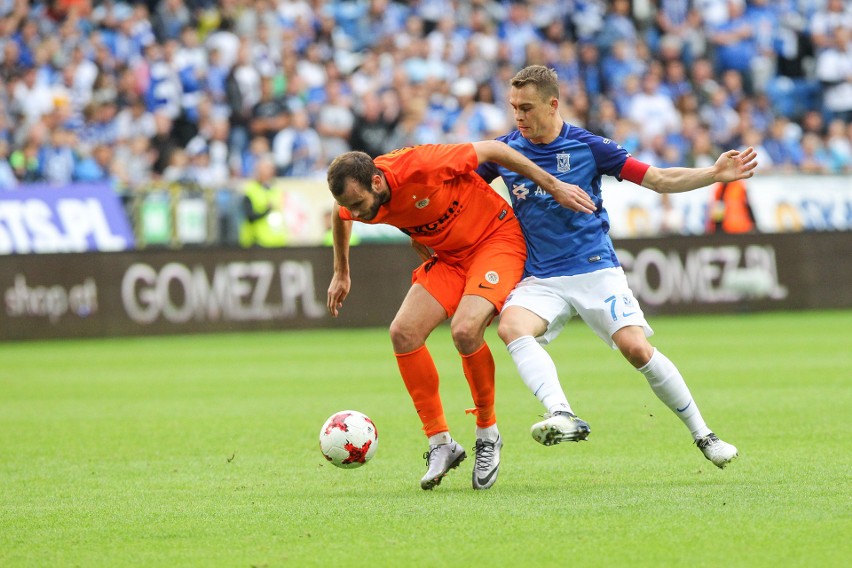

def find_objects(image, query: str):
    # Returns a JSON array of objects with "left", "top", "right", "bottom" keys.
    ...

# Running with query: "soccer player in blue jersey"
[{"left": 477, "top": 65, "right": 757, "bottom": 468}]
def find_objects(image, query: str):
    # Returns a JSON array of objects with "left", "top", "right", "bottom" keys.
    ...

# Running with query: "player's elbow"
[{"left": 471, "top": 140, "right": 505, "bottom": 164}]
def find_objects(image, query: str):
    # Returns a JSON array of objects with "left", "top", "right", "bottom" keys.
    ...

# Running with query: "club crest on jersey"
[
  {"left": 485, "top": 271, "right": 500, "bottom": 284},
  {"left": 557, "top": 153, "right": 571, "bottom": 172},
  {"left": 415, "top": 198, "right": 430, "bottom": 209},
  {"left": 512, "top": 183, "right": 529, "bottom": 200}
]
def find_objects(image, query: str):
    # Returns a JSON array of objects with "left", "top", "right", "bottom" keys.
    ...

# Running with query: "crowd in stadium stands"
[{"left": 0, "top": 0, "right": 851, "bottom": 194}]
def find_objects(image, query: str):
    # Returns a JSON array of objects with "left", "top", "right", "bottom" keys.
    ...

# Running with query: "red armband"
[{"left": 620, "top": 157, "right": 651, "bottom": 185}]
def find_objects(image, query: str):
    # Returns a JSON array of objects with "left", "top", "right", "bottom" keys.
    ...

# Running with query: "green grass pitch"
[{"left": 1, "top": 310, "right": 850, "bottom": 567}]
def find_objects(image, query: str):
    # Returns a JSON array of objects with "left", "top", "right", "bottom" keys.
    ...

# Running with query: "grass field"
[{"left": 1, "top": 310, "right": 850, "bottom": 567}]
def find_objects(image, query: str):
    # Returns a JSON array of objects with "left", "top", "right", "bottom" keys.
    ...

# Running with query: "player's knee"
[
  {"left": 496, "top": 318, "right": 520, "bottom": 345},
  {"left": 619, "top": 341, "right": 654, "bottom": 368},
  {"left": 389, "top": 318, "right": 425, "bottom": 353},
  {"left": 450, "top": 319, "right": 485, "bottom": 353}
]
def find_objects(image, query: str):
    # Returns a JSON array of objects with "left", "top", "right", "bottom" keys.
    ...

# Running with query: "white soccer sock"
[
  {"left": 476, "top": 424, "right": 500, "bottom": 442},
  {"left": 428, "top": 432, "right": 452, "bottom": 446},
  {"left": 507, "top": 336, "right": 573, "bottom": 415},
  {"left": 638, "top": 348, "right": 712, "bottom": 440}
]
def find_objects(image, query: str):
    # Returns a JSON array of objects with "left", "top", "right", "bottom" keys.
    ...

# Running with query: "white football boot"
[
  {"left": 420, "top": 441, "right": 466, "bottom": 490},
  {"left": 472, "top": 435, "right": 503, "bottom": 490},
  {"left": 696, "top": 433, "right": 738, "bottom": 468},
  {"left": 530, "top": 411, "right": 591, "bottom": 446}
]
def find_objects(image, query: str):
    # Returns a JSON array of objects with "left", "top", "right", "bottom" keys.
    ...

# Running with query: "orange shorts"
[{"left": 411, "top": 223, "right": 526, "bottom": 317}]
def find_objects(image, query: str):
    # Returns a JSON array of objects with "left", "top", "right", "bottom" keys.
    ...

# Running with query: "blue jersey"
[{"left": 477, "top": 123, "right": 631, "bottom": 278}]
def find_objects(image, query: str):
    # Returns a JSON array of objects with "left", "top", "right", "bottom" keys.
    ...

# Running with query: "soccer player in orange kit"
[{"left": 326, "top": 142, "right": 595, "bottom": 490}]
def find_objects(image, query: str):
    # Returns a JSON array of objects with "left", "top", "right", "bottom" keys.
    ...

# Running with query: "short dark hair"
[
  {"left": 327, "top": 151, "right": 378, "bottom": 197},
  {"left": 510, "top": 65, "right": 560, "bottom": 102}
]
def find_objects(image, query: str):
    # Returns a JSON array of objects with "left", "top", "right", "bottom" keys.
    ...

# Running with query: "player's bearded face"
[{"left": 339, "top": 177, "right": 387, "bottom": 221}]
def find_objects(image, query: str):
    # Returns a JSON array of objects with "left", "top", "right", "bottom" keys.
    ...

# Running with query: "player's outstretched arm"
[
  {"left": 640, "top": 147, "right": 758, "bottom": 194},
  {"left": 472, "top": 140, "right": 596, "bottom": 213},
  {"left": 327, "top": 205, "right": 353, "bottom": 317}
]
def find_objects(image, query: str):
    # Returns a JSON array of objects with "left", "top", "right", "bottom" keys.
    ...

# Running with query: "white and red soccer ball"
[{"left": 319, "top": 410, "right": 378, "bottom": 469}]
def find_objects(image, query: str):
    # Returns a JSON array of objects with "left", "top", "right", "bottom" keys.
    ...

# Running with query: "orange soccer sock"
[
  {"left": 395, "top": 346, "right": 448, "bottom": 438},
  {"left": 461, "top": 343, "right": 497, "bottom": 428}
]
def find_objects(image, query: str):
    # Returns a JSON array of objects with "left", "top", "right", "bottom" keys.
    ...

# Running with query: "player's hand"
[
  {"left": 327, "top": 274, "right": 351, "bottom": 317},
  {"left": 549, "top": 181, "right": 596, "bottom": 214},
  {"left": 715, "top": 146, "right": 758, "bottom": 182}
]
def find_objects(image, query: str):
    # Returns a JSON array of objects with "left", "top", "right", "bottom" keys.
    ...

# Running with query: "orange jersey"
[{"left": 338, "top": 144, "right": 517, "bottom": 258}]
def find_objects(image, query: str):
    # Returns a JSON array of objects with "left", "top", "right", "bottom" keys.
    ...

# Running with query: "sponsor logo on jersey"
[
  {"left": 557, "top": 153, "right": 571, "bottom": 172},
  {"left": 400, "top": 200, "right": 461, "bottom": 237},
  {"left": 588, "top": 255, "right": 602, "bottom": 263},
  {"left": 512, "top": 183, "right": 529, "bottom": 200}
]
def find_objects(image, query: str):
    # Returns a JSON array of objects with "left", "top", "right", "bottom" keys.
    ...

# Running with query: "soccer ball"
[{"left": 319, "top": 410, "right": 378, "bottom": 469}]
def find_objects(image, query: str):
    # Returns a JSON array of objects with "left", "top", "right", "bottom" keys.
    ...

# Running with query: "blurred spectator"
[
  {"left": 153, "top": 0, "right": 191, "bottom": 42},
  {"left": 652, "top": 1, "right": 704, "bottom": 64},
  {"left": 240, "top": 136, "right": 272, "bottom": 179},
  {"left": 685, "top": 126, "right": 719, "bottom": 168},
  {"left": 809, "top": 0, "right": 852, "bottom": 53},
  {"left": 801, "top": 109, "right": 826, "bottom": 137},
  {"left": 73, "top": 143, "right": 115, "bottom": 184},
  {"left": 9, "top": 139, "right": 42, "bottom": 183},
  {"left": 707, "top": 179, "right": 757, "bottom": 234},
  {"left": 239, "top": 154, "right": 288, "bottom": 248},
  {"left": 188, "top": 144, "right": 229, "bottom": 189},
  {"left": 627, "top": 72, "right": 681, "bottom": 140},
  {"left": 689, "top": 57, "right": 721, "bottom": 107},
  {"left": 205, "top": 17, "right": 239, "bottom": 70},
  {"left": 162, "top": 148, "right": 192, "bottom": 185},
  {"left": 226, "top": 40, "right": 262, "bottom": 167},
  {"left": 745, "top": 0, "right": 780, "bottom": 93},
  {"left": 149, "top": 111, "right": 178, "bottom": 176},
  {"left": 798, "top": 132, "right": 832, "bottom": 174},
  {"left": 597, "top": 0, "right": 639, "bottom": 56},
  {"left": 444, "top": 77, "right": 507, "bottom": 143},
  {"left": 271, "top": 107, "right": 323, "bottom": 177},
  {"left": 661, "top": 58, "right": 693, "bottom": 103},
  {"left": 250, "top": 75, "right": 290, "bottom": 145},
  {"left": 721, "top": 69, "right": 747, "bottom": 108},
  {"left": 699, "top": 86, "right": 740, "bottom": 147},
  {"left": 707, "top": 0, "right": 756, "bottom": 91},
  {"left": 0, "top": 41, "right": 25, "bottom": 84},
  {"left": 578, "top": 41, "right": 603, "bottom": 99},
  {"left": 39, "top": 126, "right": 75, "bottom": 185},
  {"left": 815, "top": 25, "right": 852, "bottom": 123},
  {"left": 314, "top": 79, "right": 355, "bottom": 161},
  {"left": 348, "top": 90, "right": 401, "bottom": 157},
  {"left": 0, "top": 139, "right": 17, "bottom": 190},
  {"left": 11, "top": 66, "right": 54, "bottom": 127},
  {"left": 587, "top": 96, "right": 619, "bottom": 140},
  {"left": 499, "top": 2, "right": 540, "bottom": 68},
  {"left": 695, "top": 0, "right": 732, "bottom": 31},
  {"left": 115, "top": 97, "right": 156, "bottom": 142},
  {"left": 385, "top": 96, "right": 436, "bottom": 150},
  {"left": 763, "top": 116, "right": 802, "bottom": 171},
  {"left": 113, "top": 135, "right": 154, "bottom": 190},
  {"left": 826, "top": 118, "right": 852, "bottom": 173},
  {"left": 602, "top": 39, "right": 646, "bottom": 96},
  {"left": 426, "top": 14, "right": 466, "bottom": 64},
  {"left": 741, "top": 128, "right": 773, "bottom": 173}
]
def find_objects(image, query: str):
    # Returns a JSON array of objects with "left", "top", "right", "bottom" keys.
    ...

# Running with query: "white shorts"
[{"left": 502, "top": 267, "right": 653, "bottom": 348}]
